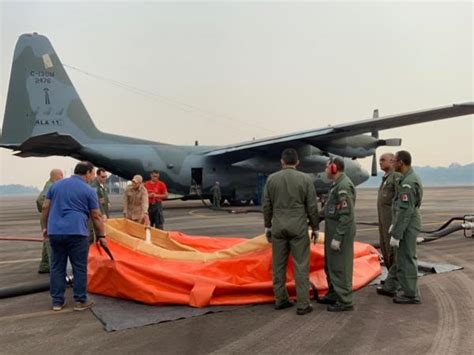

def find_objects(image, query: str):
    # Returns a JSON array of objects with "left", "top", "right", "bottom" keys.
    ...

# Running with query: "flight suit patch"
[
  {"left": 401, "top": 193, "right": 409, "bottom": 202},
  {"left": 328, "top": 205, "right": 336, "bottom": 215},
  {"left": 341, "top": 200, "right": 348, "bottom": 208}
]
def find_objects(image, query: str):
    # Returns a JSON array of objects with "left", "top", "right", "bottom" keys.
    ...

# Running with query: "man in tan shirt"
[{"left": 123, "top": 175, "right": 150, "bottom": 225}]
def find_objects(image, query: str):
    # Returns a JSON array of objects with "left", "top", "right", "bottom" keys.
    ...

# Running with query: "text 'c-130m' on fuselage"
[{"left": 1, "top": 33, "right": 473, "bottom": 204}]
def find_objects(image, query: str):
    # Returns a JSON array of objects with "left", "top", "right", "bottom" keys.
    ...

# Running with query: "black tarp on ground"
[
  {"left": 370, "top": 260, "right": 463, "bottom": 285},
  {"left": 90, "top": 294, "right": 249, "bottom": 332}
]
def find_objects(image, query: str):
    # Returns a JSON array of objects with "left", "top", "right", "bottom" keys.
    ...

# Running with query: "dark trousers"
[
  {"left": 149, "top": 202, "right": 164, "bottom": 229},
  {"left": 49, "top": 235, "right": 89, "bottom": 306}
]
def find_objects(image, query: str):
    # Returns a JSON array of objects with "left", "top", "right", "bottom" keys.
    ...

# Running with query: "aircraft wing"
[{"left": 204, "top": 102, "right": 473, "bottom": 158}]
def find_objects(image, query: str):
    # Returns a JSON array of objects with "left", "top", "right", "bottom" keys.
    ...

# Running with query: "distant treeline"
[
  {"left": 0, "top": 184, "right": 40, "bottom": 196},
  {"left": 361, "top": 163, "right": 474, "bottom": 187}
]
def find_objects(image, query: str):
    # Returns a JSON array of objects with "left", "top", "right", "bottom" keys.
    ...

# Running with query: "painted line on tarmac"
[
  {"left": 0, "top": 309, "right": 74, "bottom": 321},
  {"left": 188, "top": 210, "right": 225, "bottom": 219},
  {"left": 0, "top": 258, "right": 41, "bottom": 265}
]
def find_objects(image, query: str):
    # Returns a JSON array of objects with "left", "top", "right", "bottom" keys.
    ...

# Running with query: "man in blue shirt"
[{"left": 41, "top": 161, "right": 107, "bottom": 311}]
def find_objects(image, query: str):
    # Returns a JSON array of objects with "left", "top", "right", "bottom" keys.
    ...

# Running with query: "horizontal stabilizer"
[{"left": 7, "top": 132, "right": 82, "bottom": 158}]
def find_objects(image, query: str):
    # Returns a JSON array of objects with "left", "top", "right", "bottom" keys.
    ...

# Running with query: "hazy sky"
[{"left": 1, "top": 1, "right": 473, "bottom": 188}]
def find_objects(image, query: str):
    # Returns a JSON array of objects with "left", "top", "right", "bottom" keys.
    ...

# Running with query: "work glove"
[
  {"left": 265, "top": 228, "right": 272, "bottom": 243},
  {"left": 389, "top": 236, "right": 400, "bottom": 248},
  {"left": 330, "top": 239, "right": 341, "bottom": 251},
  {"left": 311, "top": 230, "right": 319, "bottom": 244},
  {"left": 388, "top": 224, "right": 393, "bottom": 235}
]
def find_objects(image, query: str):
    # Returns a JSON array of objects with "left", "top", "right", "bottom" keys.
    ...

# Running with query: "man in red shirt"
[{"left": 144, "top": 170, "right": 168, "bottom": 229}]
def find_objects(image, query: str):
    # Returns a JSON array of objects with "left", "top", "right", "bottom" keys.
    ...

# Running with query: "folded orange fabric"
[{"left": 88, "top": 219, "right": 381, "bottom": 307}]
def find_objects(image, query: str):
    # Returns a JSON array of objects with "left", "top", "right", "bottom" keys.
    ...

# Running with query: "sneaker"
[
  {"left": 296, "top": 305, "right": 313, "bottom": 315},
  {"left": 274, "top": 300, "right": 294, "bottom": 310},
  {"left": 73, "top": 299, "right": 94, "bottom": 311},
  {"left": 327, "top": 303, "right": 354, "bottom": 312},
  {"left": 52, "top": 302, "right": 66, "bottom": 311}
]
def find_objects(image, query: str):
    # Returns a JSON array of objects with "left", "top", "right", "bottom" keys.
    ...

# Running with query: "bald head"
[
  {"left": 379, "top": 153, "right": 395, "bottom": 173},
  {"left": 50, "top": 169, "right": 64, "bottom": 182}
]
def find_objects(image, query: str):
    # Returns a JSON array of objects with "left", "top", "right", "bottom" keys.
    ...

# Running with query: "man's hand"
[
  {"left": 311, "top": 230, "right": 319, "bottom": 244},
  {"left": 390, "top": 236, "right": 400, "bottom": 248},
  {"left": 330, "top": 239, "right": 341, "bottom": 251},
  {"left": 265, "top": 228, "right": 272, "bottom": 243},
  {"left": 42, "top": 228, "right": 48, "bottom": 241}
]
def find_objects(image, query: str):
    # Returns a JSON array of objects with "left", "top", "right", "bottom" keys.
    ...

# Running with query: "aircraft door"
[{"left": 190, "top": 168, "right": 203, "bottom": 195}]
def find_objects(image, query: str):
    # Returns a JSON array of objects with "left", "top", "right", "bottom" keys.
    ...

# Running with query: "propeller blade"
[
  {"left": 371, "top": 109, "right": 379, "bottom": 139},
  {"left": 371, "top": 153, "right": 378, "bottom": 176}
]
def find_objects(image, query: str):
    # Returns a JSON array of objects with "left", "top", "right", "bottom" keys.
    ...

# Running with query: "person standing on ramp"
[{"left": 263, "top": 148, "right": 320, "bottom": 315}]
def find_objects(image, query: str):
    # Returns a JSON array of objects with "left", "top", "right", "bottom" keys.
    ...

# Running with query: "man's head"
[
  {"left": 325, "top": 157, "right": 344, "bottom": 180},
  {"left": 150, "top": 170, "right": 160, "bottom": 182},
  {"left": 96, "top": 168, "right": 108, "bottom": 184},
  {"left": 132, "top": 175, "right": 143, "bottom": 189},
  {"left": 379, "top": 153, "right": 395, "bottom": 173},
  {"left": 50, "top": 169, "right": 64, "bottom": 182},
  {"left": 394, "top": 150, "right": 412, "bottom": 173},
  {"left": 280, "top": 148, "right": 299, "bottom": 167},
  {"left": 74, "top": 161, "right": 95, "bottom": 183}
]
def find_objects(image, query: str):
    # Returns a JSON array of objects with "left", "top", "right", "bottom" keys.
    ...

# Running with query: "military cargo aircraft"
[{"left": 1, "top": 33, "right": 473, "bottom": 204}]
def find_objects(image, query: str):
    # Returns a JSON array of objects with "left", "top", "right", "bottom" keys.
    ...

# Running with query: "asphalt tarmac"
[{"left": 0, "top": 187, "right": 473, "bottom": 354}]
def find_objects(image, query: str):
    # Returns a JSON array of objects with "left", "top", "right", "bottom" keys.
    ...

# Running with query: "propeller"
[
  {"left": 370, "top": 109, "right": 402, "bottom": 176},
  {"left": 371, "top": 109, "right": 379, "bottom": 176}
]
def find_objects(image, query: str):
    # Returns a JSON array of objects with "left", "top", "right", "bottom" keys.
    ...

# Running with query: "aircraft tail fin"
[{"left": 1, "top": 33, "right": 101, "bottom": 154}]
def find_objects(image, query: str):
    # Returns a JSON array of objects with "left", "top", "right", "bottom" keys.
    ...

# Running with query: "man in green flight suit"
[
  {"left": 89, "top": 168, "right": 110, "bottom": 244},
  {"left": 210, "top": 181, "right": 221, "bottom": 210},
  {"left": 263, "top": 148, "right": 320, "bottom": 315},
  {"left": 376, "top": 153, "right": 401, "bottom": 291},
  {"left": 36, "top": 169, "right": 63, "bottom": 273},
  {"left": 319, "top": 157, "right": 356, "bottom": 312},
  {"left": 385, "top": 150, "right": 423, "bottom": 304}
]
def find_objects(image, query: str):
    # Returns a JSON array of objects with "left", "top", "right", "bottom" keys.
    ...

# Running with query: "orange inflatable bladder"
[{"left": 88, "top": 219, "right": 381, "bottom": 307}]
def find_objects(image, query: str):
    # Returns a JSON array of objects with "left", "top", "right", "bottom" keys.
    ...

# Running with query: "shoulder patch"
[
  {"left": 338, "top": 190, "right": 348, "bottom": 195},
  {"left": 401, "top": 193, "right": 409, "bottom": 202},
  {"left": 341, "top": 200, "right": 348, "bottom": 208},
  {"left": 402, "top": 184, "right": 412, "bottom": 189}
]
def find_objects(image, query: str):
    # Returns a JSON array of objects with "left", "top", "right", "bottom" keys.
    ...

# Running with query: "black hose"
[
  {"left": 419, "top": 224, "right": 464, "bottom": 243},
  {"left": 0, "top": 282, "right": 49, "bottom": 299},
  {"left": 0, "top": 237, "right": 43, "bottom": 242},
  {"left": 420, "top": 217, "right": 465, "bottom": 233}
]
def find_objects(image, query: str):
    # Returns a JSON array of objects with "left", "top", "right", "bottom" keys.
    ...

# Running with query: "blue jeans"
[{"left": 49, "top": 235, "right": 89, "bottom": 305}]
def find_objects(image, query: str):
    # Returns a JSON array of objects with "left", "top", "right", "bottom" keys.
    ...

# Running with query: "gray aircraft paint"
[{"left": 2, "top": 33, "right": 473, "bottom": 201}]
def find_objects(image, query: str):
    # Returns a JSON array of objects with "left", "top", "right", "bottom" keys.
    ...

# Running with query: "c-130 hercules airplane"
[{"left": 1, "top": 33, "right": 473, "bottom": 204}]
